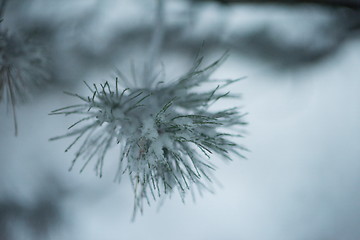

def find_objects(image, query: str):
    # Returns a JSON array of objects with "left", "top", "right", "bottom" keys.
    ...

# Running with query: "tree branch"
[{"left": 195, "top": 0, "right": 360, "bottom": 10}]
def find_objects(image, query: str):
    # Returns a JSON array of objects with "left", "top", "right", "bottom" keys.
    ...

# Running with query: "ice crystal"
[
  {"left": 50, "top": 54, "right": 247, "bottom": 218},
  {"left": 0, "top": 27, "right": 49, "bottom": 135}
]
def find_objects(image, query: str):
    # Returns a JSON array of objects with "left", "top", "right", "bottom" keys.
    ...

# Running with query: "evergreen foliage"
[
  {"left": 51, "top": 54, "right": 247, "bottom": 217},
  {"left": 0, "top": 26, "right": 48, "bottom": 135}
]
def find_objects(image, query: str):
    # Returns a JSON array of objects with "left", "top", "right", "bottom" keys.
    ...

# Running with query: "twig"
[{"left": 143, "top": 0, "right": 165, "bottom": 87}]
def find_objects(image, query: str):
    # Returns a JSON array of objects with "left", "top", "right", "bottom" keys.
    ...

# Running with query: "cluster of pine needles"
[
  {"left": 0, "top": 19, "right": 48, "bottom": 135},
  {"left": 51, "top": 54, "right": 247, "bottom": 218}
]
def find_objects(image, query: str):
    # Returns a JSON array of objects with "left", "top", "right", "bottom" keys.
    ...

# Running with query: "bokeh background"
[{"left": 1, "top": 0, "right": 360, "bottom": 239}]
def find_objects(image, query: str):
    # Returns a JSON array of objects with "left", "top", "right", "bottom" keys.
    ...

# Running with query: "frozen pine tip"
[{"left": 50, "top": 54, "right": 248, "bottom": 219}]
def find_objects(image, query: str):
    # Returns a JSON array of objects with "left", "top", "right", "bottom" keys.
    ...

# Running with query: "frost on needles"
[{"left": 50, "top": 54, "right": 247, "bottom": 217}]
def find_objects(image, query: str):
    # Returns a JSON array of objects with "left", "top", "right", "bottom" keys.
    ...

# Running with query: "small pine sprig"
[
  {"left": 50, "top": 54, "right": 247, "bottom": 218},
  {"left": 0, "top": 27, "right": 49, "bottom": 135}
]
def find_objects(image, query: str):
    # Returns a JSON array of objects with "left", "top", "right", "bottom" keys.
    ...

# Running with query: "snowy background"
[{"left": 1, "top": 0, "right": 360, "bottom": 239}]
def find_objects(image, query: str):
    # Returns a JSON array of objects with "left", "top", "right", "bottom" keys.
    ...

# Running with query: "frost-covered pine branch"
[
  {"left": 50, "top": 0, "right": 247, "bottom": 219},
  {"left": 50, "top": 54, "right": 247, "bottom": 218}
]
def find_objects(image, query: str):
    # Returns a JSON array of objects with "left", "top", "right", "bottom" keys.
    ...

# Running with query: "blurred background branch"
[{"left": 195, "top": 0, "right": 360, "bottom": 10}]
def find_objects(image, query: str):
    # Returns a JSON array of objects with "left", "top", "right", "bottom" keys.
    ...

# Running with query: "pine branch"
[{"left": 50, "top": 54, "right": 247, "bottom": 218}]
